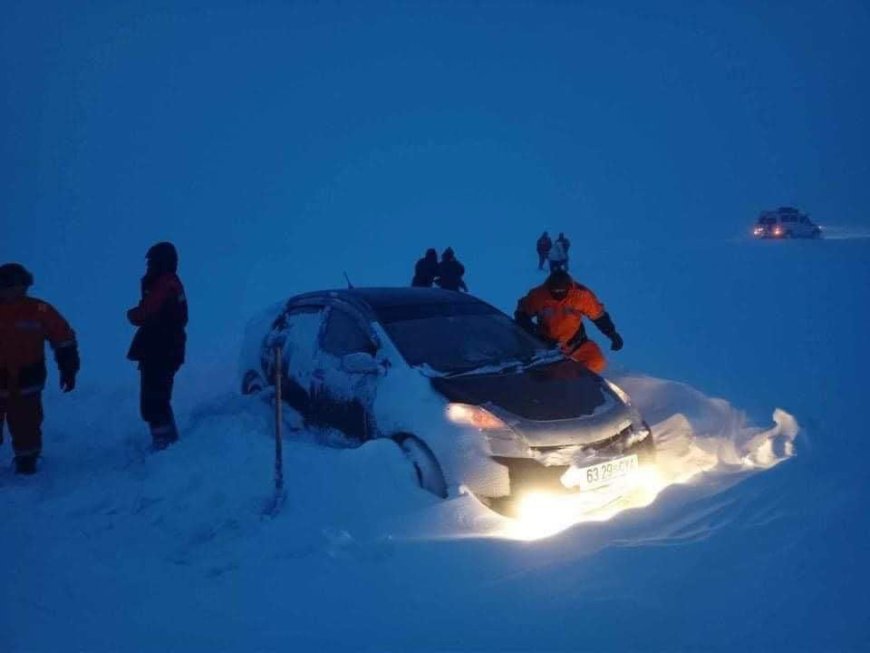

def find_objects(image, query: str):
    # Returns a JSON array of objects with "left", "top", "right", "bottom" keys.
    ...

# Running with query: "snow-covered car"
[
  {"left": 752, "top": 207, "right": 822, "bottom": 239},
  {"left": 240, "top": 288, "right": 655, "bottom": 514}
]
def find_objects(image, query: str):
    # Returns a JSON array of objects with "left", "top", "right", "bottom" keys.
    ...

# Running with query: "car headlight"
[
  {"left": 605, "top": 380, "right": 632, "bottom": 406},
  {"left": 446, "top": 403, "right": 508, "bottom": 431}
]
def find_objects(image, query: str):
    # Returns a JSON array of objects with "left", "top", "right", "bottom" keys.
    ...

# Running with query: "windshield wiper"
[
  {"left": 445, "top": 351, "right": 563, "bottom": 378},
  {"left": 444, "top": 359, "right": 526, "bottom": 378},
  {"left": 522, "top": 349, "right": 565, "bottom": 369}
]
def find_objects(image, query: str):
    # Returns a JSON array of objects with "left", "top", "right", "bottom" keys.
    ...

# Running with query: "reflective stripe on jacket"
[{"left": 0, "top": 297, "right": 78, "bottom": 395}]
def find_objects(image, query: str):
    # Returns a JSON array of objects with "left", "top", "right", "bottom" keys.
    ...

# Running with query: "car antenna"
[{"left": 343, "top": 271, "right": 354, "bottom": 289}]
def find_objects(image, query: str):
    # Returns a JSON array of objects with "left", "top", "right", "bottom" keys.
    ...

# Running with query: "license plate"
[{"left": 572, "top": 454, "right": 639, "bottom": 491}]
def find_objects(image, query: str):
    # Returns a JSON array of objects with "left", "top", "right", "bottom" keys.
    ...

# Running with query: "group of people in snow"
[
  {"left": 523, "top": 231, "right": 624, "bottom": 372},
  {"left": 3, "top": 234, "right": 623, "bottom": 476},
  {"left": 0, "top": 242, "right": 187, "bottom": 474},
  {"left": 410, "top": 247, "right": 468, "bottom": 292},
  {"left": 409, "top": 235, "right": 622, "bottom": 374},
  {"left": 536, "top": 231, "right": 571, "bottom": 272}
]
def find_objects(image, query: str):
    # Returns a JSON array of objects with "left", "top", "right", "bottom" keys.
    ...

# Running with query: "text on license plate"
[{"left": 574, "top": 454, "right": 639, "bottom": 491}]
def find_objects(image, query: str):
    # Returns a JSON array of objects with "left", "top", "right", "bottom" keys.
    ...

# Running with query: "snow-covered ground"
[{"left": 2, "top": 233, "right": 869, "bottom": 651}]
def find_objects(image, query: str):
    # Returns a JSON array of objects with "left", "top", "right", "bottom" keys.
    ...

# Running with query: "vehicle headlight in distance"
[
  {"left": 446, "top": 403, "right": 508, "bottom": 432},
  {"left": 605, "top": 380, "right": 632, "bottom": 406}
]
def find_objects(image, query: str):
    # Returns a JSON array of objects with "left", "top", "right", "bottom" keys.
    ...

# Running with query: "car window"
[
  {"left": 322, "top": 309, "right": 376, "bottom": 357},
  {"left": 382, "top": 310, "right": 548, "bottom": 374},
  {"left": 759, "top": 216, "right": 776, "bottom": 225},
  {"left": 261, "top": 306, "right": 324, "bottom": 381}
]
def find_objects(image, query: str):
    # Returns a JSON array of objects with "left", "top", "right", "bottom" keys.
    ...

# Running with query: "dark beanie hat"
[
  {"left": 0, "top": 263, "right": 34, "bottom": 289},
  {"left": 146, "top": 242, "right": 178, "bottom": 274}
]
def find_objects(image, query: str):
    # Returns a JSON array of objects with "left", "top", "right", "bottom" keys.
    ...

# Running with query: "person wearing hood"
[
  {"left": 0, "top": 263, "right": 79, "bottom": 474},
  {"left": 514, "top": 269, "right": 623, "bottom": 373},
  {"left": 434, "top": 247, "right": 468, "bottom": 292},
  {"left": 411, "top": 248, "right": 439, "bottom": 287},
  {"left": 126, "top": 242, "right": 188, "bottom": 450},
  {"left": 547, "top": 237, "right": 568, "bottom": 272}
]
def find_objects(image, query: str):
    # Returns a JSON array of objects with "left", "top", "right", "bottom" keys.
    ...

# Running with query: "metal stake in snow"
[{"left": 265, "top": 345, "right": 285, "bottom": 516}]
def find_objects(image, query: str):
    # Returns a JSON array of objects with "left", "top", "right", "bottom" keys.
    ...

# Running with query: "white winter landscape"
[
  {"left": 3, "top": 233, "right": 868, "bottom": 651},
  {"left": 4, "top": 2, "right": 869, "bottom": 650}
]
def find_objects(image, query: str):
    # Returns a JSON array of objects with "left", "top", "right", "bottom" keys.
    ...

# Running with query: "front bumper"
[{"left": 485, "top": 426, "right": 655, "bottom": 513}]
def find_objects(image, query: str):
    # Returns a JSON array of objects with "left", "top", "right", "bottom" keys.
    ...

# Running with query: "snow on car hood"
[{"left": 430, "top": 359, "right": 608, "bottom": 421}]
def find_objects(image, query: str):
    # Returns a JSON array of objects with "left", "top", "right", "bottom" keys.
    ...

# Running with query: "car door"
[
  {"left": 313, "top": 305, "right": 382, "bottom": 442},
  {"left": 262, "top": 304, "right": 326, "bottom": 417}
]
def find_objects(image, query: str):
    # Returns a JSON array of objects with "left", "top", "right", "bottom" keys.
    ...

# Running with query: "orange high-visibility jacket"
[
  {"left": 0, "top": 297, "right": 78, "bottom": 396},
  {"left": 516, "top": 282, "right": 605, "bottom": 345}
]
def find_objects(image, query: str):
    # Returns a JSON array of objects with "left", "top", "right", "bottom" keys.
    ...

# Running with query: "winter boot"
[
  {"left": 150, "top": 420, "right": 179, "bottom": 451},
  {"left": 14, "top": 454, "right": 38, "bottom": 475}
]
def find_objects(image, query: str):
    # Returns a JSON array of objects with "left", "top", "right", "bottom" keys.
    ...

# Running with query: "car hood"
[
  {"left": 431, "top": 360, "right": 607, "bottom": 421},
  {"left": 431, "top": 360, "right": 637, "bottom": 447}
]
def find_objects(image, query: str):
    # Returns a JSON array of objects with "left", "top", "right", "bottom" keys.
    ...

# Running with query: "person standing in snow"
[
  {"left": 536, "top": 232, "right": 552, "bottom": 270},
  {"left": 411, "top": 248, "right": 439, "bottom": 287},
  {"left": 547, "top": 236, "right": 568, "bottom": 272},
  {"left": 126, "top": 242, "right": 188, "bottom": 450},
  {"left": 0, "top": 263, "right": 79, "bottom": 474},
  {"left": 514, "top": 269, "right": 623, "bottom": 373},
  {"left": 434, "top": 247, "right": 468, "bottom": 292},
  {"left": 556, "top": 232, "right": 571, "bottom": 270}
]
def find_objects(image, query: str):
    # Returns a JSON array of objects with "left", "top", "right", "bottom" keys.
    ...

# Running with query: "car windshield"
[
  {"left": 758, "top": 216, "right": 777, "bottom": 225},
  {"left": 377, "top": 303, "right": 550, "bottom": 374}
]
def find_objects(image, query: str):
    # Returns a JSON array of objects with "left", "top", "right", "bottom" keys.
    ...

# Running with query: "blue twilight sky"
[{"left": 3, "top": 1, "right": 869, "bottom": 377}]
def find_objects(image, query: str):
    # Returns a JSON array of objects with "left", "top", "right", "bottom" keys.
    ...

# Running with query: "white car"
[
  {"left": 753, "top": 207, "right": 822, "bottom": 239},
  {"left": 240, "top": 288, "right": 655, "bottom": 515}
]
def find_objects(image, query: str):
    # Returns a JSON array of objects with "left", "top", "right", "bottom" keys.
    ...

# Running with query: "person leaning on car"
[
  {"left": 514, "top": 269, "right": 623, "bottom": 373},
  {"left": 0, "top": 263, "right": 79, "bottom": 475}
]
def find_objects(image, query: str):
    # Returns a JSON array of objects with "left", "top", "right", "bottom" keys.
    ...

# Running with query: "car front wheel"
[{"left": 394, "top": 434, "right": 448, "bottom": 499}]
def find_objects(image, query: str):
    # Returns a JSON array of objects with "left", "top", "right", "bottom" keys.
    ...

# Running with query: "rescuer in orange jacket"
[
  {"left": 0, "top": 263, "right": 79, "bottom": 474},
  {"left": 515, "top": 269, "right": 623, "bottom": 373},
  {"left": 127, "top": 242, "right": 188, "bottom": 450}
]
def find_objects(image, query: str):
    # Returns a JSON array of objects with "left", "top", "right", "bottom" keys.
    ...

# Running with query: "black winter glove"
[
  {"left": 55, "top": 344, "right": 80, "bottom": 393},
  {"left": 593, "top": 312, "right": 623, "bottom": 351},
  {"left": 514, "top": 311, "right": 535, "bottom": 335},
  {"left": 609, "top": 332, "right": 624, "bottom": 351}
]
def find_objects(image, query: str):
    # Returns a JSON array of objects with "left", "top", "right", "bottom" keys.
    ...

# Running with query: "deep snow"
[{"left": 2, "top": 232, "right": 868, "bottom": 651}]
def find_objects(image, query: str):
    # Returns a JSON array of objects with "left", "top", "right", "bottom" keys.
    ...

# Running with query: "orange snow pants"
[{"left": 566, "top": 340, "right": 606, "bottom": 373}]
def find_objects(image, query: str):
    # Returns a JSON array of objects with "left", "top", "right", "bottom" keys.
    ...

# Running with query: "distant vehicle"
[
  {"left": 240, "top": 288, "right": 655, "bottom": 515},
  {"left": 753, "top": 207, "right": 822, "bottom": 239}
]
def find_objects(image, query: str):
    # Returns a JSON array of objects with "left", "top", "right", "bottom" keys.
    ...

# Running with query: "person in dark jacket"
[
  {"left": 411, "top": 248, "right": 439, "bottom": 287},
  {"left": 536, "top": 232, "right": 552, "bottom": 270},
  {"left": 126, "top": 242, "right": 188, "bottom": 450},
  {"left": 0, "top": 263, "right": 79, "bottom": 474},
  {"left": 434, "top": 247, "right": 468, "bottom": 292}
]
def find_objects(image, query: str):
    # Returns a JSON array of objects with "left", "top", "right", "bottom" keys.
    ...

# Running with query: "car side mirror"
[{"left": 341, "top": 352, "right": 382, "bottom": 375}]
